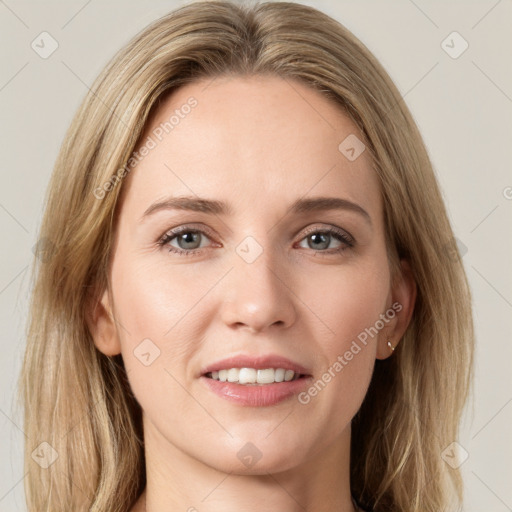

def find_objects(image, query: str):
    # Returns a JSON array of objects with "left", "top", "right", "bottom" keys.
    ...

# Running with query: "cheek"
[
  {"left": 298, "top": 255, "right": 390, "bottom": 351},
  {"left": 111, "top": 250, "right": 220, "bottom": 340},
  {"left": 109, "top": 254, "right": 214, "bottom": 395},
  {"left": 294, "top": 255, "right": 389, "bottom": 410}
]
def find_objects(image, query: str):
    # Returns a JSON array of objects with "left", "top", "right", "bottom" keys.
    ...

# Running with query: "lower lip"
[{"left": 200, "top": 375, "right": 312, "bottom": 407}]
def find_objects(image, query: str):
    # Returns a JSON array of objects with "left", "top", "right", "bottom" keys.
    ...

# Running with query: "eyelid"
[
  {"left": 160, "top": 223, "right": 216, "bottom": 240},
  {"left": 299, "top": 224, "right": 355, "bottom": 245}
]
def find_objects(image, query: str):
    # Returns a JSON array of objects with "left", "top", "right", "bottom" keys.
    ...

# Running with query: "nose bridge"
[{"left": 220, "top": 234, "right": 296, "bottom": 332}]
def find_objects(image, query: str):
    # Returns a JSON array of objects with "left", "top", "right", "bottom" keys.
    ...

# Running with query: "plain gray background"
[{"left": 1, "top": 0, "right": 511, "bottom": 510}]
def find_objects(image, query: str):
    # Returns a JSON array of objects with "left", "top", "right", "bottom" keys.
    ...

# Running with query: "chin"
[{"left": 201, "top": 436, "right": 309, "bottom": 475}]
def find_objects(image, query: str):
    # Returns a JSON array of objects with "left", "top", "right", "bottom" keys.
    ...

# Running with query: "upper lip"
[{"left": 200, "top": 354, "right": 311, "bottom": 377}]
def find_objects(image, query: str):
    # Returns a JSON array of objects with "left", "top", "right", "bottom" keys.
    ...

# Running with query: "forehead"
[{"left": 120, "top": 75, "right": 381, "bottom": 219}]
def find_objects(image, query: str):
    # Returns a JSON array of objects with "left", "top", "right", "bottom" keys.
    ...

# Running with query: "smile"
[{"left": 206, "top": 367, "right": 302, "bottom": 385}]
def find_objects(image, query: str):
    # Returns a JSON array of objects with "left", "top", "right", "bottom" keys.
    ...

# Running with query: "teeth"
[
  {"left": 207, "top": 368, "right": 301, "bottom": 385},
  {"left": 227, "top": 368, "right": 239, "bottom": 382},
  {"left": 239, "top": 368, "right": 257, "bottom": 384},
  {"left": 274, "top": 368, "right": 285, "bottom": 382}
]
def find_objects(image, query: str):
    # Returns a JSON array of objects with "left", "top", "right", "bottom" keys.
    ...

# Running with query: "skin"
[{"left": 89, "top": 75, "right": 416, "bottom": 512}]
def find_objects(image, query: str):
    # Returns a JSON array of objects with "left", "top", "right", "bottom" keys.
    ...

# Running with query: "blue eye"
[
  {"left": 158, "top": 228, "right": 212, "bottom": 256},
  {"left": 297, "top": 228, "right": 354, "bottom": 253},
  {"left": 157, "top": 225, "right": 355, "bottom": 257}
]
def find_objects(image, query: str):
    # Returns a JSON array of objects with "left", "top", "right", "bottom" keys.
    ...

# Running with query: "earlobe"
[
  {"left": 86, "top": 288, "right": 122, "bottom": 356},
  {"left": 376, "top": 336, "right": 398, "bottom": 360},
  {"left": 376, "top": 258, "right": 417, "bottom": 360}
]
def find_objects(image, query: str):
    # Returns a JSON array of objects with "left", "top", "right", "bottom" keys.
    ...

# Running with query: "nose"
[{"left": 219, "top": 245, "right": 297, "bottom": 334}]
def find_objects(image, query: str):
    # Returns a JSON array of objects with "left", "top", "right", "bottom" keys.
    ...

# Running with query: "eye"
[
  {"left": 157, "top": 224, "right": 355, "bottom": 257},
  {"left": 158, "top": 226, "right": 216, "bottom": 256},
  {"left": 296, "top": 227, "right": 354, "bottom": 254}
]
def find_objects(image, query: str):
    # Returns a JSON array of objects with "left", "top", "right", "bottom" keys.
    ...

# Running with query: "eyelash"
[{"left": 157, "top": 224, "right": 355, "bottom": 257}]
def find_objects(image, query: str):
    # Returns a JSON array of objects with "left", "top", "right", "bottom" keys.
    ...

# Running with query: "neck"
[{"left": 132, "top": 415, "right": 357, "bottom": 512}]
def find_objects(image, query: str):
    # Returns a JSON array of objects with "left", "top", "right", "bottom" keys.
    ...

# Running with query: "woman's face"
[{"left": 93, "top": 75, "right": 414, "bottom": 474}]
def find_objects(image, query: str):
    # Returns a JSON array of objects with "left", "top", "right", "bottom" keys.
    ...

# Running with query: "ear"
[
  {"left": 86, "top": 287, "right": 122, "bottom": 356},
  {"left": 376, "top": 258, "right": 417, "bottom": 360}
]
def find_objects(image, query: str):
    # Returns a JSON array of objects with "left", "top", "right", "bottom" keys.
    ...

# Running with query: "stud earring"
[{"left": 387, "top": 340, "right": 395, "bottom": 352}]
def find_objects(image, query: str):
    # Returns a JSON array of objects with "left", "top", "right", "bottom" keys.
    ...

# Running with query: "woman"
[{"left": 21, "top": 1, "right": 474, "bottom": 511}]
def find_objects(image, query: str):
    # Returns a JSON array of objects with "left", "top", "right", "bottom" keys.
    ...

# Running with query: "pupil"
[
  {"left": 310, "top": 233, "right": 329, "bottom": 250},
  {"left": 180, "top": 232, "right": 200, "bottom": 249}
]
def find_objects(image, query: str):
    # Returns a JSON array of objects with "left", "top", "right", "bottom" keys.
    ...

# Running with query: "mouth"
[
  {"left": 199, "top": 354, "right": 312, "bottom": 406},
  {"left": 200, "top": 370, "right": 312, "bottom": 407},
  {"left": 204, "top": 367, "right": 308, "bottom": 385}
]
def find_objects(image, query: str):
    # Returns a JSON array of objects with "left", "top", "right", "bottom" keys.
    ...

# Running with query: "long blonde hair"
[{"left": 20, "top": 1, "right": 474, "bottom": 510}]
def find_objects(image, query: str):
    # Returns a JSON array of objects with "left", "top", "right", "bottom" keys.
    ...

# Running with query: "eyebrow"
[{"left": 141, "top": 195, "right": 371, "bottom": 225}]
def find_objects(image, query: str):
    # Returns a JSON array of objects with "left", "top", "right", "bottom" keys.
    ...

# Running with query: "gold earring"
[{"left": 387, "top": 340, "right": 395, "bottom": 352}]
